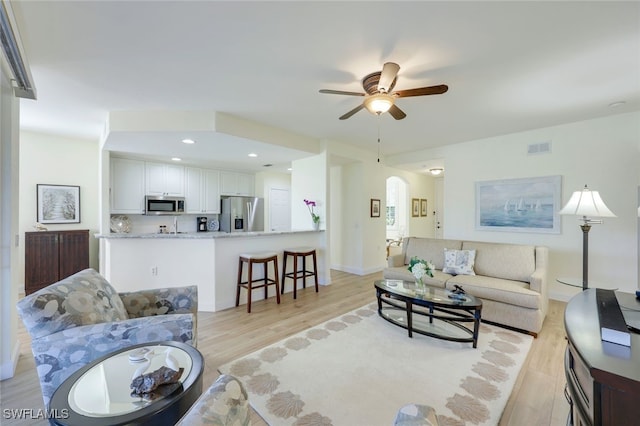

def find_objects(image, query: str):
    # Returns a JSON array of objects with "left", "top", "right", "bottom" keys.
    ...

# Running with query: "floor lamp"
[{"left": 559, "top": 185, "right": 616, "bottom": 290}]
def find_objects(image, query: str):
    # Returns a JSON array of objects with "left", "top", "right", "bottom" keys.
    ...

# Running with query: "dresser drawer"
[{"left": 565, "top": 344, "right": 593, "bottom": 424}]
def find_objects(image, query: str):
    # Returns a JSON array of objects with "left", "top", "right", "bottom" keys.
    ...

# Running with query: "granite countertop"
[{"left": 96, "top": 229, "right": 323, "bottom": 239}]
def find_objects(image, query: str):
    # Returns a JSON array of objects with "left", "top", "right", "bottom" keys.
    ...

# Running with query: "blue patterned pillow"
[
  {"left": 17, "top": 268, "right": 129, "bottom": 339},
  {"left": 442, "top": 248, "right": 476, "bottom": 276}
]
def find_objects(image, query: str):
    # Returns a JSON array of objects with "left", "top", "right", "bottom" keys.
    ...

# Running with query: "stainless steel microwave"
[{"left": 144, "top": 196, "right": 185, "bottom": 215}]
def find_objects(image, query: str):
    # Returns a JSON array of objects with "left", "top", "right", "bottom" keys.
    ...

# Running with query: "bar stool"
[
  {"left": 236, "top": 252, "right": 280, "bottom": 313},
  {"left": 281, "top": 247, "right": 319, "bottom": 299}
]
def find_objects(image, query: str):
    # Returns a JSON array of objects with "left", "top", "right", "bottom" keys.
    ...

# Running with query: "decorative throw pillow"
[{"left": 443, "top": 248, "right": 476, "bottom": 276}]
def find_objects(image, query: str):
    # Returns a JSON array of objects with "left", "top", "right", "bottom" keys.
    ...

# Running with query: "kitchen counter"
[
  {"left": 96, "top": 229, "right": 322, "bottom": 239},
  {"left": 98, "top": 229, "right": 326, "bottom": 312}
]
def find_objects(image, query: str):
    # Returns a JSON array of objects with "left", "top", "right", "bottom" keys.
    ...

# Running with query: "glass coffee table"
[
  {"left": 49, "top": 341, "right": 203, "bottom": 426},
  {"left": 374, "top": 279, "right": 482, "bottom": 348}
]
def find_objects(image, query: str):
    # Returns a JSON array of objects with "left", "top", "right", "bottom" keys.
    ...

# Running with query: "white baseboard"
[
  {"left": 0, "top": 341, "right": 20, "bottom": 380},
  {"left": 330, "top": 264, "right": 384, "bottom": 276}
]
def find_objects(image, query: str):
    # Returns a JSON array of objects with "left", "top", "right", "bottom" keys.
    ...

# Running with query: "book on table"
[{"left": 596, "top": 289, "right": 631, "bottom": 347}]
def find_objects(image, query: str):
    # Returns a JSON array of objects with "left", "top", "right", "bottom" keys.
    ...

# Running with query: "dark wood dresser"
[
  {"left": 564, "top": 289, "right": 640, "bottom": 425},
  {"left": 25, "top": 230, "right": 90, "bottom": 295}
]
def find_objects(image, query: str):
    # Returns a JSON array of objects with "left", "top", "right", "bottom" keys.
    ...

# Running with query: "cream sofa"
[{"left": 384, "top": 237, "right": 548, "bottom": 335}]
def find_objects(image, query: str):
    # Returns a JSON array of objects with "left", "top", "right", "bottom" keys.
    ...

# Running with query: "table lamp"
[{"left": 559, "top": 185, "right": 616, "bottom": 290}]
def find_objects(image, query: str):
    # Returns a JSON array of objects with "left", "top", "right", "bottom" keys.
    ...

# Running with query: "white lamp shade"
[
  {"left": 559, "top": 186, "right": 616, "bottom": 218},
  {"left": 364, "top": 93, "right": 394, "bottom": 114}
]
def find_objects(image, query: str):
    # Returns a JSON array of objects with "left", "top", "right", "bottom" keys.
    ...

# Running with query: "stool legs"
[
  {"left": 236, "top": 255, "right": 280, "bottom": 313},
  {"left": 281, "top": 250, "right": 319, "bottom": 299},
  {"left": 235, "top": 257, "right": 243, "bottom": 308},
  {"left": 311, "top": 250, "right": 319, "bottom": 292}
]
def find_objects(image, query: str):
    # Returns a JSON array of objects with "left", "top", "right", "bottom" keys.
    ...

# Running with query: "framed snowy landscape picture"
[
  {"left": 475, "top": 176, "right": 561, "bottom": 234},
  {"left": 37, "top": 184, "right": 81, "bottom": 224}
]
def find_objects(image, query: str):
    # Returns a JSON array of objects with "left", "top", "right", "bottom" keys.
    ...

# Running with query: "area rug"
[{"left": 219, "top": 303, "right": 533, "bottom": 426}]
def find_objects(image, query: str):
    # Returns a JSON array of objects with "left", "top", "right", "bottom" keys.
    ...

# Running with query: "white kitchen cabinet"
[
  {"left": 220, "top": 171, "right": 254, "bottom": 196},
  {"left": 145, "top": 162, "right": 184, "bottom": 196},
  {"left": 185, "top": 167, "right": 220, "bottom": 214},
  {"left": 110, "top": 158, "right": 145, "bottom": 214}
]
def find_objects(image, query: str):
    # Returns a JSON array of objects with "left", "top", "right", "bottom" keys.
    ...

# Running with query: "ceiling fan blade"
[
  {"left": 319, "top": 89, "right": 365, "bottom": 97},
  {"left": 388, "top": 104, "right": 407, "bottom": 120},
  {"left": 339, "top": 104, "right": 365, "bottom": 120},
  {"left": 394, "top": 84, "right": 448, "bottom": 98},
  {"left": 378, "top": 62, "right": 400, "bottom": 93}
]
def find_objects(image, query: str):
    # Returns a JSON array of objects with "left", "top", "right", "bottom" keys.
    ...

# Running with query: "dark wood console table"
[{"left": 564, "top": 289, "right": 640, "bottom": 425}]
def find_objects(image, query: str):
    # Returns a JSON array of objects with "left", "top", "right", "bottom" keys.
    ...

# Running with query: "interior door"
[
  {"left": 269, "top": 188, "right": 291, "bottom": 231},
  {"left": 435, "top": 178, "right": 444, "bottom": 239}
]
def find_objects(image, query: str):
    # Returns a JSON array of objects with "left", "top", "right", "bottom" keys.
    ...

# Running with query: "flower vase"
[
  {"left": 312, "top": 221, "right": 319, "bottom": 231},
  {"left": 415, "top": 278, "right": 426, "bottom": 295}
]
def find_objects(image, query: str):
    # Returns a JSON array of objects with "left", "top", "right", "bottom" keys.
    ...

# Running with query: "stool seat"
[
  {"left": 283, "top": 247, "right": 315, "bottom": 254},
  {"left": 236, "top": 252, "right": 280, "bottom": 313},
  {"left": 239, "top": 252, "right": 278, "bottom": 259},
  {"left": 281, "top": 248, "right": 318, "bottom": 299}
]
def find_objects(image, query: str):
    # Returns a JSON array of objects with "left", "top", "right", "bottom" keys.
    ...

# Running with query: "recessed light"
[
  {"left": 248, "top": 153, "right": 258, "bottom": 158},
  {"left": 171, "top": 157, "right": 182, "bottom": 161},
  {"left": 608, "top": 101, "right": 626, "bottom": 108},
  {"left": 181, "top": 138, "right": 195, "bottom": 144},
  {"left": 287, "top": 168, "right": 292, "bottom": 171}
]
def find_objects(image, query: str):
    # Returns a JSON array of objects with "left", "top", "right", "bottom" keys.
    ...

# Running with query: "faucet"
[{"left": 173, "top": 216, "right": 178, "bottom": 234}]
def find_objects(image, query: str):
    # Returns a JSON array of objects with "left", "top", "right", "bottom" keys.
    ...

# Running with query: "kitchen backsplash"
[{"left": 111, "top": 214, "right": 219, "bottom": 234}]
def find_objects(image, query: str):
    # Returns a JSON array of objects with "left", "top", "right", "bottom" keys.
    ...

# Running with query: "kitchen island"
[{"left": 97, "top": 230, "right": 325, "bottom": 312}]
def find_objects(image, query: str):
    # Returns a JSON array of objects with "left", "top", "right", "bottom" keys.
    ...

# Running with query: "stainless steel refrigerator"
[{"left": 220, "top": 196, "right": 264, "bottom": 232}]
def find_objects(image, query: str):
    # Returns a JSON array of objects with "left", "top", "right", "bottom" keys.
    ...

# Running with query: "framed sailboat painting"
[{"left": 475, "top": 175, "right": 561, "bottom": 233}]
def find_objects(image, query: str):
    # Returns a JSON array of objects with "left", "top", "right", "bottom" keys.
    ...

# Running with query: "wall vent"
[{"left": 527, "top": 141, "right": 551, "bottom": 155}]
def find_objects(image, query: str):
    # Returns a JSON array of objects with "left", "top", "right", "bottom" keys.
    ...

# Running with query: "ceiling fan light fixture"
[
  {"left": 429, "top": 168, "right": 444, "bottom": 176},
  {"left": 364, "top": 93, "right": 394, "bottom": 115}
]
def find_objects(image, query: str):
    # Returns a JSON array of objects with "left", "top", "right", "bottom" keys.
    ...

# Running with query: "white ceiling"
[{"left": 10, "top": 1, "right": 640, "bottom": 174}]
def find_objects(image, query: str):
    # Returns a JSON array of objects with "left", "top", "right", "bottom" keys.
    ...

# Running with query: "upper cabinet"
[
  {"left": 145, "top": 162, "right": 184, "bottom": 196},
  {"left": 185, "top": 167, "right": 221, "bottom": 214},
  {"left": 220, "top": 171, "right": 254, "bottom": 196},
  {"left": 111, "top": 158, "right": 145, "bottom": 214}
]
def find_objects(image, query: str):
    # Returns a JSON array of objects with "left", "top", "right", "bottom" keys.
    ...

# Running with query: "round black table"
[{"left": 49, "top": 341, "right": 203, "bottom": 426}]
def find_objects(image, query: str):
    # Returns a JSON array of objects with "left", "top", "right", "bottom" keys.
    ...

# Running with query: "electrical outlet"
[{"left": 151, "top": 266, "right": 158, "bottom": 276}]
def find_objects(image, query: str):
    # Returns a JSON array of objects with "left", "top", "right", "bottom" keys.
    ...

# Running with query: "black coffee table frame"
[
  {"left": 375, "top": 280, "right": 482, "bottom": 348},
  {"left": 49, "top": 341, "right": 203, "bottom": 426}
]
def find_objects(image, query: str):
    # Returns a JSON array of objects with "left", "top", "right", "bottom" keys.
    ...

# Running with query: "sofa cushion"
[
  {"left": 462, "top": 241, "right": 535, "bottom": 282},
  {"left": 446, "top": 274, "right": 542, "bottom": 309},
  {"left": 17, "top": 268, "right": 129, "bottom": 339},
  {"left": 404, "top": 238, "right": 462, "bottom": 270},
  {"left": 119, "top": 286, "right": 198, "bottom": 318},
  {"left": 442, "top": 249, "right": 476, "bottom": 276}
]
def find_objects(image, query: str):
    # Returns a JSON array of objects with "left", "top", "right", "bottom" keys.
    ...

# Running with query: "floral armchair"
[{"left": 16, "top": 268, "right": 197, "bottom": 408}]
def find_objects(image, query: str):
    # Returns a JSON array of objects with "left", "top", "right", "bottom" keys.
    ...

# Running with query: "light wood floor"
[{"left": 1, "top": 270, "right": 569, "bottom": 425}]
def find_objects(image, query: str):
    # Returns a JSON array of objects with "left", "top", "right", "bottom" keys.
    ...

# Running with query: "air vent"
[{"left": 527, "top": 141, "right": 551, "bottom": 155}]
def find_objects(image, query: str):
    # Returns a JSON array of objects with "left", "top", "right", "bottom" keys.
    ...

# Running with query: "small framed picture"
[
  {"left": 370, "top": 199, "right": 381, "bottom": 217},
  {"left": 411, "top": 198, "right": 420, "bottom": 217},
  {"left": 37, "top": 184, "right": 81, "bottom": 224},
  {"left": 420, "top": 199, "right": 428, "bottom": 217}
]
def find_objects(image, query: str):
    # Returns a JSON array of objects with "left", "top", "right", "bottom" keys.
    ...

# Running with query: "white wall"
[
  {"left": 0, "top": 59, "right": 21, "bottom": 380},
  {"left": 291, "top": 153, "right": 330, "bottom": 283},
  {"left": 18, "top": 132, "right": 100, "bottom": 288},
  {"left": 291, "top": 154, "right": 326, "bottom": 230},
  {"left": 400, "top": 112, "right": 640, "bottom": 300}
]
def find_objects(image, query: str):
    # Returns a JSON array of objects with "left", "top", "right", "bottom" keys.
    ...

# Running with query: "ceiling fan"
[{"left": 319, "top": 62, "right": 448, "bottom": 120}]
